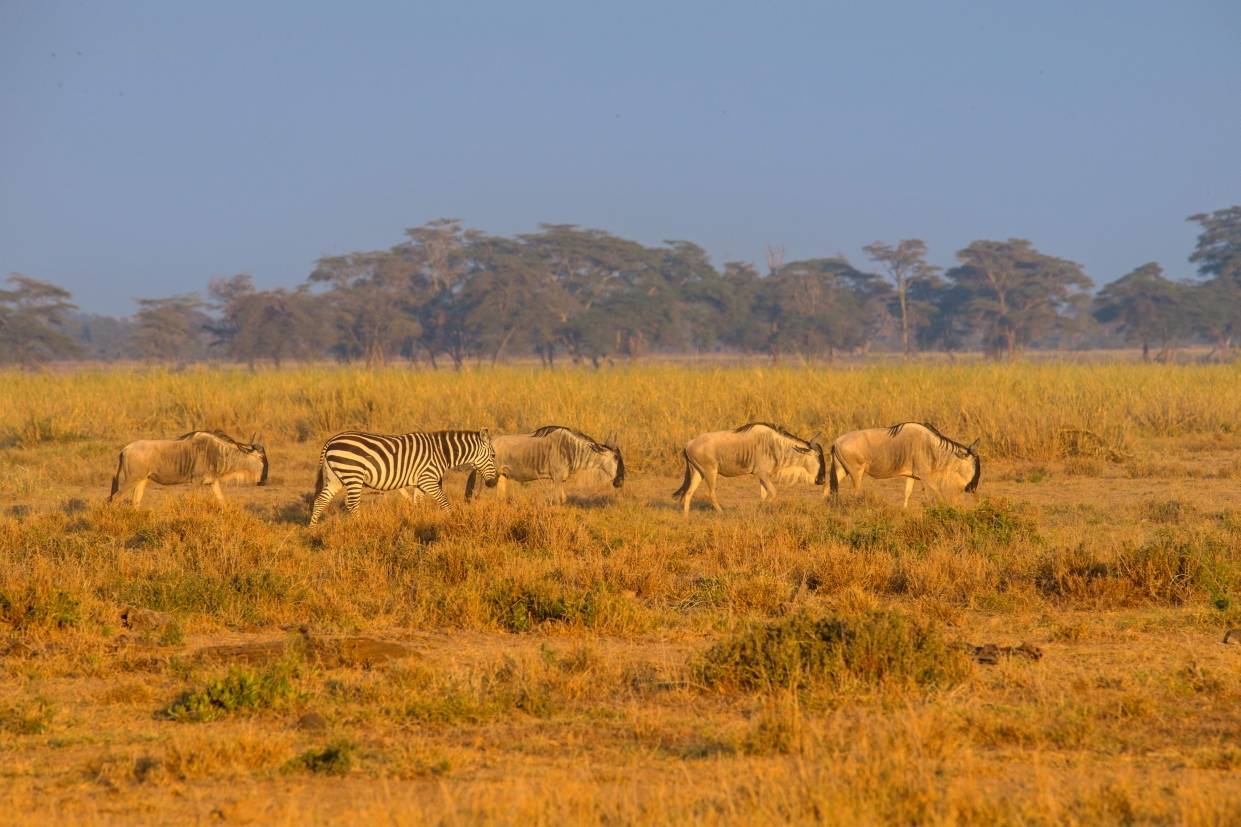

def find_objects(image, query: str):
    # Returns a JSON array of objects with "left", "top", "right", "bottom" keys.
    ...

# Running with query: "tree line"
[{"left": 3, "top": 206, "right": 1238, "bottom": 367}]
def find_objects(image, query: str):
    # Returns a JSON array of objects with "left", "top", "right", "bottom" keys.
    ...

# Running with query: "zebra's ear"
[{"left": 967, "top": 438, "right": 980, "bottom": 455}]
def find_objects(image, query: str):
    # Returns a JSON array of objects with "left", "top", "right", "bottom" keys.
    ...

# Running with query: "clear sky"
[{"left": 2, "top": 1, "right": 1239, "bottom": 316}]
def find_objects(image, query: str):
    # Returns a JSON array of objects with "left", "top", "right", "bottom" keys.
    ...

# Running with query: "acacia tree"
[
  {"left": 863, "top": 239, "right": 941, "bottom": 359},
  {"left": 308, "top": 250, "right": 422, "bottom": 366},
  {"left": 0, "top": 274, "right": 82, "bottom": 365},
  {"left": 755, "top": 258, "right": 879, "bottom": 364},
  {"left": 1187, "top": 206, "right": 1241, "bottom": 357},
  {"left": 209, "top": 274, "right": 327, "bottom": 367},
  {"left": 131, "top": 294, "right": 209, "bottom": 364},
  {"left": 1092, "top": 263, "right": 1188, "bottom": 361},
  {"left": 946, "top": 239, "right": 1093, "bottom": 358}
]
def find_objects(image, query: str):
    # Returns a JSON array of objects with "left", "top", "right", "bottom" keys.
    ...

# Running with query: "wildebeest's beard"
[
  {"left": 257, "top": 448, "right": 269, "bottom": 485},
  {"left": 612, "top": 448, "right": 625, "bottom": 488},
  {"left": 965, "top": 454, "right": 981, "bottom": 493},
  {"left": 814, "top": 447, "right": 826, "bottom": 487}
]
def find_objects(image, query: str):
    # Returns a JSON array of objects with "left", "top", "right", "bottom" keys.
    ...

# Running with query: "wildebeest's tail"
[
  {"left": 672, "top": 450, "right": 693, "bottom": 502},
  {"left": 108, "top": 452, "right": 123, "bottom": 501},
  {"left": 829, "top": 445, "right": 840, "bottom": 495}
]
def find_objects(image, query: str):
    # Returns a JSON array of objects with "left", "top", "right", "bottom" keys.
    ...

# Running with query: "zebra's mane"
[
  {"left": 734, "top": 422, "right": 812, "bottom": 447},
  {"left": 532, "top": 425, "right": 611, "bottom": 453}
]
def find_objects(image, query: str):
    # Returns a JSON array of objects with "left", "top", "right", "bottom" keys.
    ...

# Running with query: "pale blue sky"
[{"left": 2, "top": 1, "right": 1239, "bottom": 315}]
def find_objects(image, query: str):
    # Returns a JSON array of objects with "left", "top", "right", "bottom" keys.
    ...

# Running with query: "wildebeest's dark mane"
[
  {"left": 734, "top": 422, "right": 809, "bottom": 446},
  {"left": 175, "top": 429, "right": 245, "bottom": 447},
  {"left": 532, "top": 424, "right": 610, "bottom": 452},
  {"left": 886, "top": 422, "right": 972, "bottom": 454}
]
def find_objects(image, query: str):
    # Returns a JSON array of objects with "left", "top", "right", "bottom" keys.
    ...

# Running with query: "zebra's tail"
[
  {"left": 829, "top": 445, "right": 840, "bottom": 495},
  {"left": 672, "top": 450, "right": 693, "bottom": 502},
  {"left": 312, "top": 453, "right": 327, "bottom": 503}
]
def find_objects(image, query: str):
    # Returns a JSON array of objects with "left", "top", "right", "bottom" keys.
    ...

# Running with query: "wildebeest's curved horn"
[
  {"left": 968, "top": 438, "right": 980, "bottom": 454},
  {"left": 250, "top": 432, "right": 258, "bottom": 445},
  {"left": 605, "top": 430, "right": 616, "bottom": 447},
  {"left": 808, "top": 432, "right": 822, "bottom": 446}
]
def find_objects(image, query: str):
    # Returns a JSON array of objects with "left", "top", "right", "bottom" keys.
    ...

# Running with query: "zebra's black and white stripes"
[{"left": 310, "top": 429, "right": 497, "bottom": 523}]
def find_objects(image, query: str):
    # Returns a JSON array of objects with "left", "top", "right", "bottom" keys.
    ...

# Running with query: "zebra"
[{"left": 310, "top": 429, "right": 498, "bottom": 523}]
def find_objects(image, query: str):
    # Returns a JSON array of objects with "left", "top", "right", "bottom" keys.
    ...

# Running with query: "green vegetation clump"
[
  {"left": 696, "top": 610, "right": 970, "bottom": 694},
  {"left": 287, "top": 740, "right": 355, "bottom": 775},
  {"left": 0, "top": 698, "right": 55, "bottom": 735},
  {"left": 166, "top": 663, "right": 298, "bottom": 723}
]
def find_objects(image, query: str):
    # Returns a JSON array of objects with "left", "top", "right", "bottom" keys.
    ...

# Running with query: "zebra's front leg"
[{"left": 419, "top": 476, "right": 452, "bottom": 511}]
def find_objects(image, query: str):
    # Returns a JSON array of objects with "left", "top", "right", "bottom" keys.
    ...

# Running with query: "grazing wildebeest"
[
  {"left": 109, "top": 430, "right": 268, "bottom": 505},
  {"left": 310, "top": 429, "right": 497, "bottom": 522},
  {"left": 464, "top": 425, "right": 625, "bottom": 504},
  {"left": 829, "top": 422, "right": 979, "bottom": 508},
  {"left": 673, "top": 423, "right": 824, "bottom": 516}
]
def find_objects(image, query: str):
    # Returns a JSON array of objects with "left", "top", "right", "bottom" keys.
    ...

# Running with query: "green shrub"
[
  {"left": 287, "top": 740, "right": 355, "bottom": 775},
  {"left": 166, "top": 662, "right": 298, "bottom": 722},
  {"left": 0, "top": 697, "right": 55, "bottom": 735},
  {"left": 695, "top": 609, "right": 970, "bottom": 694}
]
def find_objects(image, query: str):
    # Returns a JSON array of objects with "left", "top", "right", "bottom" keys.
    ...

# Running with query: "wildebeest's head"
[
  {"left": 787, "top": 431, "right": 825, "bottom": 487},
  {"left": 808, "top": 433, "right": 826, "bottom": 487},
  {"left": 242, "top": 433, "right": 269, "bottom": 485},
  {"left": 945, "top": 437, "right": 980, "bottom": 495},
  {"left": 603, "top": 434, "right": 625, "bottom": 488},
  {"left": 962, "top": 438, "right": 981, "bottom": 493}
]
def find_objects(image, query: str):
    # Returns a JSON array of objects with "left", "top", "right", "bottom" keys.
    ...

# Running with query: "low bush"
[
  {"left": 694, "top": 609, "right": 970, "bottom": 694},
  {"left": 166, "top": 661, "right": 299, "bottom": 723}
]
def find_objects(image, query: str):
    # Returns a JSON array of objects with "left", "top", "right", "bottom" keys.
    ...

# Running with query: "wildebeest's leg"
[
  {"left": 681, "top": 468, "right": 703, "bottom": 516},
  {"left": 852, "top": 463, "right": 869, "bottom": 492},
  {"left": 210, "top": 480, "right": 225, "bottom": 502},
  {"left": 902, "top": 476, "right": 916, "bottom": 508},
  {"left": 495, "top": 475, "right": 508, "bottom": 501},
  {"left": 703, "top": 467, "right": 723, "bottom": 513},
  {"left": 756, "top": 473, "right": 777, "bottom": 503},
  {"left": 130, "top": 478, "right": 149, "bottom": 506}
]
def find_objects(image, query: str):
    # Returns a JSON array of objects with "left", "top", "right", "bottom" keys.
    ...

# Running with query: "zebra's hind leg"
[
  {"left": 344, "top": 483, "right": 365, "bottom": 515},
  {"left": 310, "top": 475, "right": 343, "bottom": 525}
]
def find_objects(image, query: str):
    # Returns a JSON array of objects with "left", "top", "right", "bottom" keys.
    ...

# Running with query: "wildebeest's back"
[
  {"left": 832, "top": 427, "right": 917, "bottom": 477},
  {"left": 133, "top": 434, "right": 225, "bottom": 484},
  {"left": 492, "top": 433, "right": 559, "bottom": 482},
  {"left": 686, "top": 428, "right": 773, "bottom": 476}
]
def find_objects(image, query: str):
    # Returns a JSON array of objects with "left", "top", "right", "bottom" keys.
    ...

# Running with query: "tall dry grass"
[{"left": 3, "top": 362, "right": 1240, "bottom": 469}]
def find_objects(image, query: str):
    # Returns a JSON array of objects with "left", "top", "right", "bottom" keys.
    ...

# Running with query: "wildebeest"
[
  {"left": 464, "top": 425, "right": 625, "bottom": 504},
  {"left": 673, "top": 423, "right": 824, "bottom": 516},
  {"left": 829, "top": 422, "right": 979, "bottom": 507},
  {"left": 109, "top": 430, "right": 268, "bottom": 505}
]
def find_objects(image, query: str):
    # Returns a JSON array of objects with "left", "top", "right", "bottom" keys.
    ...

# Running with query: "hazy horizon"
[{"left": 3, "top": 1, "right": 1239, "bottom": 316}]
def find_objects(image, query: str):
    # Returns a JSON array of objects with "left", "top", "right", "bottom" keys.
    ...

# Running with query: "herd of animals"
[{"left": 107, "top": 422, "right": 982, "bottom": 518}]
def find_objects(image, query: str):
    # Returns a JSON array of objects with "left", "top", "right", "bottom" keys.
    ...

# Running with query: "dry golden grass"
[{"left": 1, "top": 362, "right": 1241, "bottom": 825}]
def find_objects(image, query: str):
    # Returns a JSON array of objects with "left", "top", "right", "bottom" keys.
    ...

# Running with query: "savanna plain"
[{"left": 2, "top": 362, "right": 1241, "bottom": 826}]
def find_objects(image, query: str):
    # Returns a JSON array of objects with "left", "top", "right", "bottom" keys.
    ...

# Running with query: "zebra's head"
[{"left": 475, "top": 428, "right": 500, "bottom": 488}]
